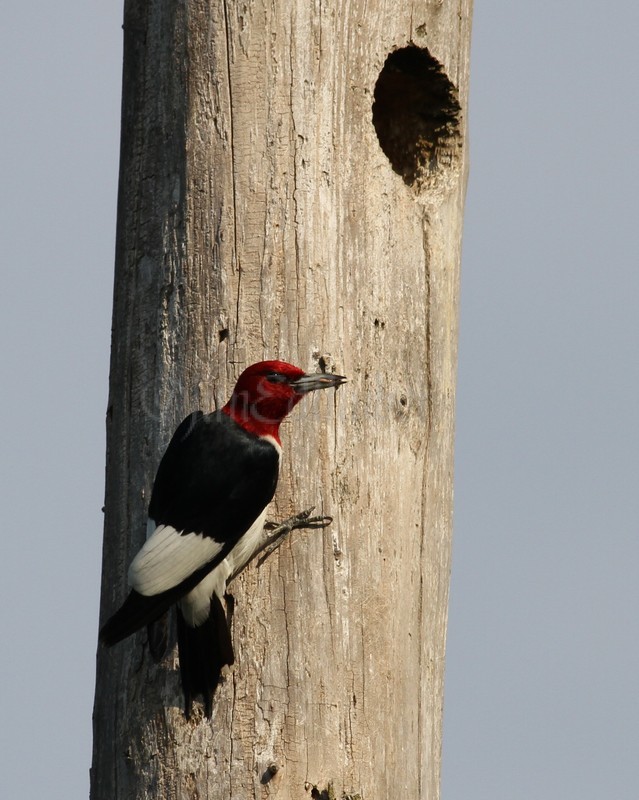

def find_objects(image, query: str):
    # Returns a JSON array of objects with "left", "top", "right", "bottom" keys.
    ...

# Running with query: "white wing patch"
[{"left": 129, "top": 523, "right": 222, "bottom": 596}]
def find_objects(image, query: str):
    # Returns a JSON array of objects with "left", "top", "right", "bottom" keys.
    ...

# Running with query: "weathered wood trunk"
[{"left": 91, "top": 1, "right": 472, "bottom": 798}]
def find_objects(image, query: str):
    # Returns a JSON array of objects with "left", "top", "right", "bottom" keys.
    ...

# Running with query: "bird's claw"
[
  {"left": 256, "top": 507, "right": 333, "bottom": 567},
  {"left": 229, "top": 506, "right": 334, "bottom": 582},
  {"left": 265, "top": 506, "right": 332, "bottom": 532}
]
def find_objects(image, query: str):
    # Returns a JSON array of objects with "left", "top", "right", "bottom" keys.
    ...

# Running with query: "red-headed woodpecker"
[{"left": 99, "top": 360, "right": 345, "bottom": 718}]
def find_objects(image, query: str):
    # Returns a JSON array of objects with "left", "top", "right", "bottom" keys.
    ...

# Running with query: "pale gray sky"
[
  {"left": 446, "top": 3, "right": 639, "bottom": 798},
  {"left": 1, "top": 2, "right": 637, "bottom": 798}
]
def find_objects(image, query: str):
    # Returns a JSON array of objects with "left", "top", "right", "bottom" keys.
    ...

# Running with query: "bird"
[{"left": 99, "top": 359, "right": 346, "bottom": 718}]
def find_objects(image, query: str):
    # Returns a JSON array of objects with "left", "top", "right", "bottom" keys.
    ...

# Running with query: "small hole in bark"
[
  {"left": 261, "top": 763, "right": 279, "bottom": 784},
  {"left": 218, "top": 328, "right": 229, "bottom": 342},
  {"left": 372, "top": 44, "right": 462, "bottom": 191}
]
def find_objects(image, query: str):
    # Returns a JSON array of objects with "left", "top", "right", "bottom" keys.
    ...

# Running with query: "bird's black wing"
[{"left": 148, "top": 410, "right": 279, "bottom": 541}]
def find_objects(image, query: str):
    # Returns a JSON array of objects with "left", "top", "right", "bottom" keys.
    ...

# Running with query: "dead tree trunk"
[{"left": 91, "top": 1, "right": 472, "bottom": 798}]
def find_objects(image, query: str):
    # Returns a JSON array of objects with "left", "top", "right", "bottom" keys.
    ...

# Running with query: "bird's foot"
[
  {"left": 229, "top": 507, "right": 333, "bottom": 584},
  {"left": 257, "top": 507, "right": 332, "bottom": 566}
]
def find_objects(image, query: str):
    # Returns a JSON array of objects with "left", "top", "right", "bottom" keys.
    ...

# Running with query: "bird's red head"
[{"left": 222, "top": 360, "right": 346, "bottom": 442}]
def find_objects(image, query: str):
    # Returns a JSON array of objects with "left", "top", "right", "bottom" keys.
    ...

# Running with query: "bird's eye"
[{"left": 266, "top": 372, "right": 288, "bottom": 384}]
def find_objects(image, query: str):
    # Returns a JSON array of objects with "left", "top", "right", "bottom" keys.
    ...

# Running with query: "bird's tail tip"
[{"left": 177, "top": 593, "right": 235, "bottom": 719}]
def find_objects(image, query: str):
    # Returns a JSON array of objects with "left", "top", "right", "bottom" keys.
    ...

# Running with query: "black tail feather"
[
  {"left": 99, "top": 588, "right": 177, "bottom": 647},
  {"left": 99, "top": 559, "right": 222, "bottom": 648},
  {"left": 176, "top": 594, "right": 235, "bottom": 718},
  {"left": 100, "top": 580, "right": 235, "bottom": 718}
]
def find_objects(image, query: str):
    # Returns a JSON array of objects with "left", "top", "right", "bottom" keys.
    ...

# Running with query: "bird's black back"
[{"left": 148, "top": 410, "right": 279, "bottom": 545}]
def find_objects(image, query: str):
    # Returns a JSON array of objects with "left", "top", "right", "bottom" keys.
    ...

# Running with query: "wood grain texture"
[{"left": 91, "top": 1, "right": 472, "bottom": 798}]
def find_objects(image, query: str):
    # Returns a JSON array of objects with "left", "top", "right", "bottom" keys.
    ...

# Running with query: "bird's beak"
[{"left": 291, "top": 372, "right": 347, "bottom": 394}]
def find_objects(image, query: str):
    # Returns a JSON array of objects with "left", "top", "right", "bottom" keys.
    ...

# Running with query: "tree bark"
[{"left": 91, "top": 1, "right": 472, "bottom": 798}]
